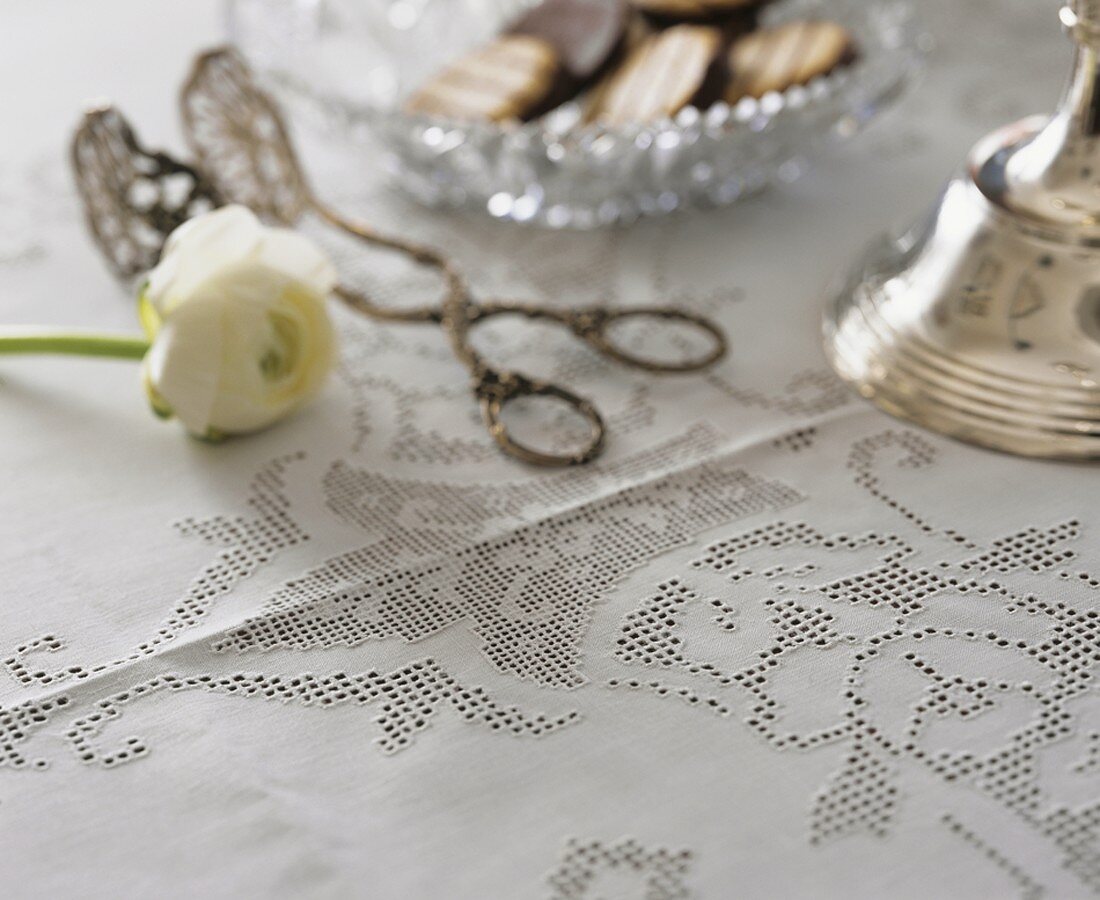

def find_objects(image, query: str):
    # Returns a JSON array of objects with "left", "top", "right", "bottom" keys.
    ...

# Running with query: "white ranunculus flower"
[{"left": 139, "top": 205, "right": 338, "bottom": 439}]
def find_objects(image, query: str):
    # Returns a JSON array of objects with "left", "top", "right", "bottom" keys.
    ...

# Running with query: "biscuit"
[
  {"left": 724, "top": 20, "right": 855, "bottom": 102},
  {"left": 586, "top": 25, "right": 723, "bottom": 125},
  {"left": 405, "top": 35, "right": 561, "bottom": 122}
]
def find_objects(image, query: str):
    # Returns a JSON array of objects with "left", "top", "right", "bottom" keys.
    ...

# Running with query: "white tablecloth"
[{"left": 3, "top": 2, "right": 1099, "bottom": 897}]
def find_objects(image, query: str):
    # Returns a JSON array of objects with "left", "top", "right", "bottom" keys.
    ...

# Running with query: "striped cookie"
[
  {"left": 405, "top": 35, "right": 561, "bottom": 122},
  {"left": 724, "top": 20, "right": 855, "bottom": 102},
  {"left": 586, "top": 25, "right": 723, "bottom": 125}
]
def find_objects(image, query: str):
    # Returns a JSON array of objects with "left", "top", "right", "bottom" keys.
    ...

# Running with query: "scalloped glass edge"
[{"left": 229, "top": 0, "right": 931, "bottom": 228}]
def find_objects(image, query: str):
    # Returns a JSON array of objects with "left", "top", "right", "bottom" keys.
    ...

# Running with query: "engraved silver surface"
[
  {"left": 226, "top": 0, "right": 926, "bottom": 228},
  {"left": 824, "top": 1, "right": 1100, "bottom": 460}
]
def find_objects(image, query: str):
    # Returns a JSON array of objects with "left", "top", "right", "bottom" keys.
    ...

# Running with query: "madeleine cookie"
[
  {"left": 586, "top": 25, "right": 723, "bottom": 125},
  {"left": 405, "top": 35, "right": 562, "bottom": 122},
  {"left": 724, "top": 20, "right": 855, "bottom": 102}
]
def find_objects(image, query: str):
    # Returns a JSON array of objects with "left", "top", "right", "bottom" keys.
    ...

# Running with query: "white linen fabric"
[{"left": 1, "top": 2, "right": 1097, "bottom": 898}]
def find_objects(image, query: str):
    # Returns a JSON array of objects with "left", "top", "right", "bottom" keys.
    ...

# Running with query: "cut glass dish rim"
[{"left": 228, "top": 0, "right": 931, "bottom": 227}]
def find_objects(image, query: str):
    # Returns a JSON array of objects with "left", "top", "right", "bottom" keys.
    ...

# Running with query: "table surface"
[{"left": 3, "top": 2, "right": 1099, "bottom": 898}]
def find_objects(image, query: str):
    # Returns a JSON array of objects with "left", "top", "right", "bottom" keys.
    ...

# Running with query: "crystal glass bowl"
[{"left": 228, "top": 0, "right": 927, "bottom": 228}]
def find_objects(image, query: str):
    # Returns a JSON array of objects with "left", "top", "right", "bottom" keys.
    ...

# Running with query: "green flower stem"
[{"left": 0, "top": 330, "right": 149, "bottom": 360}]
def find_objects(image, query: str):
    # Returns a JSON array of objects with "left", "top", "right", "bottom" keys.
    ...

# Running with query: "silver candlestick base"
[{"left": 824, "top": 1, "right": 1100, "bottom": 459}]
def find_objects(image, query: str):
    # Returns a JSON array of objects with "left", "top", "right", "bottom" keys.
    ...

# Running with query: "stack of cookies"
[{"left": 405, "top": 0, "right": 856, "bottom": 126}]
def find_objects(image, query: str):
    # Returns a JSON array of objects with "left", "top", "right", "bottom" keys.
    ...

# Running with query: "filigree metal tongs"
[{"left": 73, "top": 47, "right": 727, "bottom": 466}]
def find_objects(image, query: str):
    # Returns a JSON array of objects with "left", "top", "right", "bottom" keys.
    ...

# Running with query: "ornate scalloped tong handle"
[{"left": 71, "top": 106, "right": 220, "bottom": 279}]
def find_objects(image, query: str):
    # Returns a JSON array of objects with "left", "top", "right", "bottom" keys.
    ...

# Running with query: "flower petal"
[
  {"left": 202, "top": 275, "right": 336, "bottom": 434},
  {"left": 138, "top": 206, "right": 337, "bottom": 439},
  {"left": 143, "top": 297, "right": 224, "bottom": 437},
  {"left": 252, "top": 227, "right": 338, "bottom": 296},
  {"left": 145, "top": 205, "right": 263, "bottom": 316}
]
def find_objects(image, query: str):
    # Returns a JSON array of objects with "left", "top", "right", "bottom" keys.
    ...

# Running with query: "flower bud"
[{"left": 140, "top": 205, "right": 337, "bottom": 438}]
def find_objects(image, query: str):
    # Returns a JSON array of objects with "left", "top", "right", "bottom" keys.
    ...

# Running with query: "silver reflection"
[{"left": 824, "top": 0, "right": 1100, "bottom": 459}]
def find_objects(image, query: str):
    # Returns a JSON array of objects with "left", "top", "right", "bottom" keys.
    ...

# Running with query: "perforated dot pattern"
[
  {"left": 810, "top": 740, "right": 898, "bottom": 844},
  {"left": 772, "top": 427, "right": 818, "bottom": 452},
  {"left": 66, "top": 659, "right": 579, "bottom": 764},
  {"left": 0, "top": 696, "right": 70, "bottom": 770},
  {"left": 212, "top": 462, "right": 804, "bottom": 688},
  {"left": 547, "top": 838, "right": 693, "bottom": 900},
  {"left": 707, "top": 368, "right": 853, "bottom": 417},
  {"left": 4, "top": 454, "right": 309, "bottom": 688}
]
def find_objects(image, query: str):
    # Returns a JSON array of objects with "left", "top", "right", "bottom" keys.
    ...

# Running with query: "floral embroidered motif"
[
  {"left": 848, "top": 430, "right": 977, "bottom": 549},
  {"left": 211, "top": 458, "right": 804, "bottom": 688},
  {"left": 810, "top": 739, "right": 898, "bottom": 844},
  {"left": 706, "top": 368, "right": 852, "bottom": 418},
  {"left": 3, "top": 453, "right": 309, "bottom": 689},
  {"left": 0, "top": 696, "right": 71, "bottom": 770},
  {"left": 942, "top": 814, "right": 1044, "bottom": 900},
  {"left": 548, "top": 838, "right": 693, "bottom": 900},
  {"left": 600, "top": 432, "right": 1100, "bottom": 893},
  {"left": 2, "top": 419, "right": 1097, "bottom": 896},
  {"left": 772, "top": 427, "right": 818, "bottom": 452},
  {"left": 66, "top": 660, "right": 579, "bottom": 765},
  {"left": 1073, "top": 732, "right": 1100, "bottom": 776}
]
